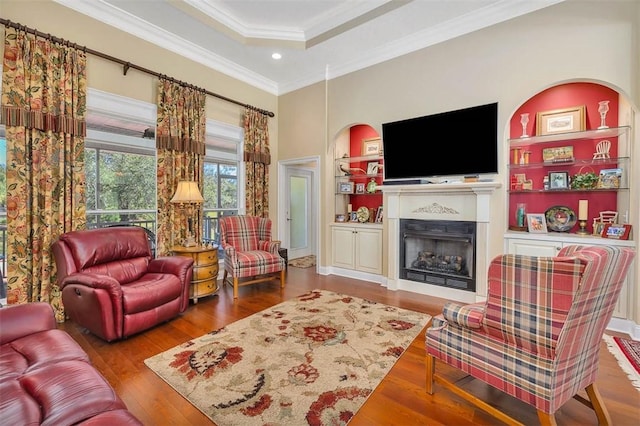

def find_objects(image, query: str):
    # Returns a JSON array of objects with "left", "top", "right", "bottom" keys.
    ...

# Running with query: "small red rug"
[
  {"left": 604, "top": 334, "right": 640, "bottom": 391},
  {"left": 614, "top": 336, "right": 640, "bottom": 374}
]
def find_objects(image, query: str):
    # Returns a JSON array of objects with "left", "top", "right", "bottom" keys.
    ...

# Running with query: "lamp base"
[{"left": 576, "top": 220, "right": 589, "bottom": 236}]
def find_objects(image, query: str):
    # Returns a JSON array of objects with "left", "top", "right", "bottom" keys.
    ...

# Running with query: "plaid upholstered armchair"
[
  {"left": 426, "top": 245, "right": 635, "bottom": 425},
  {"left": 219, "top": 215, "right": 286, "bottom": 299}
]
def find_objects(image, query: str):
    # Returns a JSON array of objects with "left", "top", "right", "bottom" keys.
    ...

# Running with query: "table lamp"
[{"left": 170, "top": 181, "right": 204, "bottom": 247}]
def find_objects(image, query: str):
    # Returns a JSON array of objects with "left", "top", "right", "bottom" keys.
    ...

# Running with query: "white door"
[{"left": 286, "top": 167, "right": 313, "bottom": 260}]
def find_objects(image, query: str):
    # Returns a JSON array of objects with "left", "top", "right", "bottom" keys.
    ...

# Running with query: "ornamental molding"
[{"left": 413, "top": 202, "right": 459, "bottom": 215}]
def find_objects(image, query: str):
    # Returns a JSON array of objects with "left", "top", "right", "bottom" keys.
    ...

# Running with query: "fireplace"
[
  {"left": 400, "top": 219, "right": 476, "bottom": 291},
  {"left": 381, "top": 181, "right": 500, "bottom": 303}
]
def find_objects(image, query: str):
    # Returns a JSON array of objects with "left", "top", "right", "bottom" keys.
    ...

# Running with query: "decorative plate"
[
  {"left": 356, "top": 206, "right": 370, "bottom": 223},
  {"left": 545, "top": 206, "right": 577, "bottom": 232}
]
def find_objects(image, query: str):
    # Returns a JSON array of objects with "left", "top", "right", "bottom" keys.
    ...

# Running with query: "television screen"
[{"left": 382, "top": 102, "right": 498, "bottom": 182}]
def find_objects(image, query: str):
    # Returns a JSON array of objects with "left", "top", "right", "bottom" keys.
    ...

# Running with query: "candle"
[
  {"left": 347, "top": 203, "right": 353, "bottom": 213},
  {"left": 578, "top": 200, "right": 588, "bottom": 220}
]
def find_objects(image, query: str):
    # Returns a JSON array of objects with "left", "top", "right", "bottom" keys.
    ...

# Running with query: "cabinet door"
[
  {"left": 613, "top": 264, "right": 634, "bottom": 319},
  {"left": 507, "top": 239, "right": 561, "bottom": 257},
  {"left": 355, "top": 228, "right": 382, "bottom": 274},
  {"left": 332, "top": 227, "right": 355, "bottom": 269}
]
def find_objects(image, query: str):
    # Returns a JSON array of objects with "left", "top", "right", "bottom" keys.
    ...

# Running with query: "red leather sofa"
[
  {"left": 52, "top": 227, "right": 194, "bottom": 342},
  {"left": 0, "top": 302, "right": 142, "bottom": 425}
]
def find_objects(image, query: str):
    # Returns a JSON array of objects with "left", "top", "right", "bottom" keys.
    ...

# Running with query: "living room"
[{"left": 1, "top": 0, "right": 639, "bottom": 424}]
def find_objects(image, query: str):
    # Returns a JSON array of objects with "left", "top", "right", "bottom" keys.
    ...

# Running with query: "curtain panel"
[
  {"left": 156, "top": 78, "right": 206, "bottom": 256},
  {"left": 1, "top": 27, "right": 87, "bottom": 321},
  {"left": 244, "top": 108, "right": 271, "bottom": 217}
]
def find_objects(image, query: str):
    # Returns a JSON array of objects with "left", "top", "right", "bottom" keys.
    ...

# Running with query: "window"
[
  {"left": 85, "top": 147, "right": 156, "bottom": 229},
  {"left": 202, "top": 119, "right": 244, "bottom": 249},
  {"left": 85, "top": 89, "right": 157, "bottom": 234}
]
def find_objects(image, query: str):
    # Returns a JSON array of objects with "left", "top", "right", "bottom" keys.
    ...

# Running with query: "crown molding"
[
  {"left": 54, "top": 0, "right": 279, "bottom": 94},
  {"left": 54, "top": 0, "right": 564, "bottom": 96},
  {"left": 325, "top": 0, "right": 565, "bottom": 82}
]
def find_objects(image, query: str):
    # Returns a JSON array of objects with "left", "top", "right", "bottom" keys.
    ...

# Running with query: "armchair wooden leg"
[
  {"left": 585, "top": 383, "right": 611, "bottom": 425},
  {"left": 425, "top": 354, "right": 435, "bottom": 394},
  {"left": 233, "top": 277, "right": 239, "bottom": 299},
  {"left": 223, "top": 270, "right": 228, "bottom": 286},
  {"left": 280, "top": 269, "right": 285, "bottom": 288},
  {"left": 537, "top": 411, "right": 558, "bottom": 426}
]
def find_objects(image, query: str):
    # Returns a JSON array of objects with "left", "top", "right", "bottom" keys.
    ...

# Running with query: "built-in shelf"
[{"left": 509, "top": 126, "right": 630, "bottom": 147}]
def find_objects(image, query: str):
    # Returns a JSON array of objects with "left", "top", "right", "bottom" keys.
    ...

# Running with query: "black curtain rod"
[{"left": 0, "top": 19, "right": 275, "bottom": 118}]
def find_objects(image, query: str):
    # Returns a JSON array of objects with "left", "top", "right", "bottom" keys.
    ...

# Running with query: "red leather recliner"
[
  {"left": 52, "top": 227, "right": 194, "bottom": 342},
  {"left": 0, "top": 302, "right": 142, "bottom": 425}
]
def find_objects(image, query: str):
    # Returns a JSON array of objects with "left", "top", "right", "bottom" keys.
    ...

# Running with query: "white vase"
[
  {"left": 598, "top": 100, "right": 610, "bottom": 129},
  {"left": 520, "top": 113, "right": 530, "bottom": 138}
]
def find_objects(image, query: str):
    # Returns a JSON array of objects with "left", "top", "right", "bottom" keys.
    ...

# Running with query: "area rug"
[
  {"left": 144, "top": 289, "right": 430, "bottom": 425},
  {"left": 288, "top": 255, "right": 316, "bottom": 268},
  {"left": 603, "top": 334, "right": 640, "bottom": 391}
]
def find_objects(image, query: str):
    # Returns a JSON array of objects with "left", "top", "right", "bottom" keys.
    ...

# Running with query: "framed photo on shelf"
[
  {"left": 602, "top": 223, "right": 632, "bottom": 240},
  {"left": 375, "top": 206, "right": 383, "bottom": 223},
  {"left": 597, "top": 168, "right": 622, "bottom": 189},
  {"left": 592, "top": 221, "right": 606, "bottom": 237},
  {"left": 337, "top": 181, "right": 354, "bottom": 194},
  {"left": 361, "top": 137, "right": 381, "bottom": 156},
  {"left": 548, "top": 171, "right": 570, "bottom": 190},
  {"left": 536, "top": 105, "right": 586, "bottom": 136},
  {"left": 526, "top": 213, "right": 548, "bottom": 234},
  {"left": 542, "top": 146, "right": 574, "bottom": 163},
  {"left": 355, "top": 182, "right": 365, "bottom": 194},
  {"left": 366, "top": 162, "right": 380, "bottom": 175},
  {"left": 349, "top": 211, "right": 358, "bottom": 222}
]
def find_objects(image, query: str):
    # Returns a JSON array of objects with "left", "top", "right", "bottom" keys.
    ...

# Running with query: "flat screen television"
[{"left": 382, "top": 102, "right": 498, "bottom": 182}]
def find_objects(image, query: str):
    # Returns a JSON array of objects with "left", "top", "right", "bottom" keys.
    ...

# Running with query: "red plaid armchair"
[
  {"left": 219, "top": 215, "right": 286, "bottom": 299},
  {"left": 426, "top": 245, "right": 635, "bottom": 425}
]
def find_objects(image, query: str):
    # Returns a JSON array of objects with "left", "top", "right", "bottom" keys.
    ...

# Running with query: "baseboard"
[
  {"left": 324, "top": 267, "right": 386, "bottom": 286},
  {"left": 607, "top": 317, "right": 640, "bottom": 340}
]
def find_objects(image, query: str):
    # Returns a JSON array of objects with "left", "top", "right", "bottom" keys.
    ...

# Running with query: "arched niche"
[{"left": 507, "top": 81, "right": 638, "bottom": 233}]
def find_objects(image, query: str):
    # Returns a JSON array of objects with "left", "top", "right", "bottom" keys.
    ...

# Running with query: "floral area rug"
[
  {"left": 603, "top": 334, "right": 640, "bottom": 391},
  {"left": 144, "top": 289, "right": 431, "bottom": 425},
  {"left": 288, "top": 255, "right": 316, "bottom": 268}
]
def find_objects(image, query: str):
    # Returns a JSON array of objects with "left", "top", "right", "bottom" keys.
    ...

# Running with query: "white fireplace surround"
[{"left": 382, "top": 182, "right": 501, "bottom": 303}]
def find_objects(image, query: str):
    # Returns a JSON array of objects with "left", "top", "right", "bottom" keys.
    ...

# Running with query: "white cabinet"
[
  {"left": 505, "top": 234, "right": 635, "bottom": 319},
  {"left": 331, "top": 223, "right": 382, "bottom": 275}
]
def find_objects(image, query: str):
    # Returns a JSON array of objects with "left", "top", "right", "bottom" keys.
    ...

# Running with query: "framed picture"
[
  {"left": 335, "top": 214, "right": 346, "bottom": 222},
  {"left": 542, "top": 146, "right": 574, "bottom": 163},
  {"left": 366, "top": 162, "right": 380, "bottom": 175},
  {"left": 536, "top": 105, "right": 586, "bottom": 136},
  {"left": 337, "top": 181, "right": 354, "bottom": 194},
  {"left": 361, "top": 137, "right": 381, "bottom": 156},
  {"left": 527, "top": 213, "right": 548, "bottom": 233},
  {"left": 592, "top": 221, "right": 605, "bottom": 237},
  {"left": 602, "top": 223, "right": 632, "bottom": 240},
  {"left": 548, "top": 171, "right": 569, "bottom": 190},
  {"left": 375, "top": 206, "right": 383, "bottom": 223},
  {"left": 349, "top": 211, "right": 358, "bottom": 222},
  {"left": 598, "top": 168, "right": 622, "bottom": 189},
  {"left": 355, "top": 182, "right": 365, "bottom": 194}
]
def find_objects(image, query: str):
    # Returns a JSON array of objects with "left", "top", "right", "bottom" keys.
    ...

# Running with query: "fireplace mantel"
[
  {"left": 382, "top": 181, "right": 501, "bottom": 303},
  {"left": 380, "top": 181, "right": 500, "bottom": 195}
]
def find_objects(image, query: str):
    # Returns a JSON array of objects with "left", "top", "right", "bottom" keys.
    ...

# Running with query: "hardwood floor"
[{"left": 60, "top": 266, "right": 640, "bottom": 425}]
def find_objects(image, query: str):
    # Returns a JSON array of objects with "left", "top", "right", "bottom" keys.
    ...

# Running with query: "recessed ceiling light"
[{"left": 272, "top": 53, "right": 282, "bottom": 60}]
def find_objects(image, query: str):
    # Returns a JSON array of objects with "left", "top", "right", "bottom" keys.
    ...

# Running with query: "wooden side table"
[{"left": 171, "top": 245, "right": 219, "bottom": 303}]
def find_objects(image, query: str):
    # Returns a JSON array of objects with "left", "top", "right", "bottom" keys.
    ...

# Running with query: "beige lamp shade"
[{"left": 170, "top": 181, "right": 204, "bottom": 204}]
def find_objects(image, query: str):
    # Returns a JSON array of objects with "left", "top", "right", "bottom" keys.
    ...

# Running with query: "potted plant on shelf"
[{"left": 570, "top": 170, "right": 599, "bottom": 190}]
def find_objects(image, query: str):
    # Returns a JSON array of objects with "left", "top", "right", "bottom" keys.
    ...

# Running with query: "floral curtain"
[
  {"left": 1, "top": 27, "right": 87, "bottom": 320},
  {"left": 244, "top": 108, "right": 270, "bottom": 217},
  {"left": 156, "top": 78, "right": 206, "bottom": 256}
]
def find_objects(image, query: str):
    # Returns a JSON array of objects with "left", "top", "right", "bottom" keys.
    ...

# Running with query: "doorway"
[{"left": 278, "top": 156, "right": 320, "bottom": 266}]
